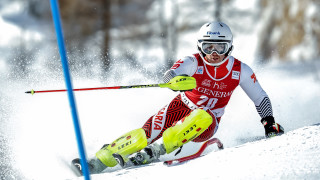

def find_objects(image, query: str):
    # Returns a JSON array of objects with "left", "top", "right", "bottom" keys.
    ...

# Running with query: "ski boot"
[
  {"left": 95, "top": 128, "right": 148, "bottom": 167},
  {"left": 113, "top": 142, "right": 166, "bottom": 167},
  {"left": 128, "top": 143, "right": 166, "bottom": 166}
]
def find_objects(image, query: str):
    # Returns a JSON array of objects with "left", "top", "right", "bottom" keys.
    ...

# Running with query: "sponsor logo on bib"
[
  {"left": 196, "top": 66, "right": 204, "bottom": 74},
  {"left": 201, "top": 79, "right": 212, "bottom": 87},
  {"left": 232, "top": 71, "right": 240, "bottom": 80}
]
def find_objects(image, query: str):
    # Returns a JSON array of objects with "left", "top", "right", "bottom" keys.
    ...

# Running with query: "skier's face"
[{"left": 204, "top": 52, "right": 225, "bottom": 64}]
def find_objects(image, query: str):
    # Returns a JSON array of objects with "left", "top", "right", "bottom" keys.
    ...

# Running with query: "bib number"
[{"left": 196, "top": 95, "right": 218, "bottom": 109}]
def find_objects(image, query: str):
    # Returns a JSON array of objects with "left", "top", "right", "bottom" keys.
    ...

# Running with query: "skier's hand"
[
  {"left": 261, "top": 116, "right": 284, "bottom": 138},
  {"left": 162, "top": 75, "right": 196, "bottom": 92}
]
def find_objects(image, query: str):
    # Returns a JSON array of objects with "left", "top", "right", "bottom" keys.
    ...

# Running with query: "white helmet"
[{"left": 197, "top": 22, "right": 233, "bottom": 66}]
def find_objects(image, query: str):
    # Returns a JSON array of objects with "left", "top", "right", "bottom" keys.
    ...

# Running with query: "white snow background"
[{"left": 1, "top": 1, "right": 320, "bottom": 180}]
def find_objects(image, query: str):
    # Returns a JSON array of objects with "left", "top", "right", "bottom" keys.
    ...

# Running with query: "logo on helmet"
[{"left": 207, "top": 31, "right": 220, "bottom": 35}]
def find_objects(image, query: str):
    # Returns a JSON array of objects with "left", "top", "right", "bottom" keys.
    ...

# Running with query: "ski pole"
[
  {"left": 25, "top": 83, "right": 167, "bottom": 95},
  {"left": 25, "top": 76, "right": 196, "bottom": 95}
]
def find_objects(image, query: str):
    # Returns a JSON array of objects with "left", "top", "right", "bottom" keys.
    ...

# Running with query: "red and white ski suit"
[{"left": 143, "top": 53, "right": 273, "bottom": 144}]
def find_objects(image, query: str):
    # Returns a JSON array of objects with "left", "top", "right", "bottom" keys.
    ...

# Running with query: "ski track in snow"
[{"left": 1, "top": 63, "right": 320, "bottom": 180}]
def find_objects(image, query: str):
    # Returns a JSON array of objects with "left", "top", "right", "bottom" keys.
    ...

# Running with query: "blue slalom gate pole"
[{"left": 50, "top": 0, "right": 90, "bottom": 179}]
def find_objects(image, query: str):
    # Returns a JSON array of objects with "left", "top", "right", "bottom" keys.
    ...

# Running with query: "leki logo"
[
  {"left": 117, "top": 141, "right": 132, "bottom": 150},
  {"left": 201, "top": 79, "right": 212, "bottom": 87}
]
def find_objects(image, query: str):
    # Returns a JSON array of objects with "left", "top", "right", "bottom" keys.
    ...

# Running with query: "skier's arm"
[
  {"left": 239, "top": 63, "right": 272, "bottom": 118},
  {"left": 239, "top": 63, "right": 284, "bottom": 137},
  {"left": 163, "top": 75, "right": 196, "bottom": 91},
  {"left": 162, "top": 56, "right": 198, "bottom": 91},
  {"left": 163, "top": 56, "right": 198, "bottom": 83}
]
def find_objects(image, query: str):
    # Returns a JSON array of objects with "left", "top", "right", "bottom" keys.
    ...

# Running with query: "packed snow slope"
[
  {"left": 78, "top": 125, "right": 320, "bottom": 180},
  {"left": 3, "top": 61, "right": 318, "bottom": 180}
]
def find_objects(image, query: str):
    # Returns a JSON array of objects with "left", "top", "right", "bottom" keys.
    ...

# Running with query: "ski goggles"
[{"left": 199, "top": 41, "right": 229, "bottom": 55}]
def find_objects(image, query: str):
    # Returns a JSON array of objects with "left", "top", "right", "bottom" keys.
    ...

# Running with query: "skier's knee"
[
  {"left": 95, "top": 128, "right": 148, "bottom": 167},
  {"left": 162, "top": 109, "right": 213, "bottom": 154},
  {"left": 192, "top": 121, "right": 217, "bottom": 142}
]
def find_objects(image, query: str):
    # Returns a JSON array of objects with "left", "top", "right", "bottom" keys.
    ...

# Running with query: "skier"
[{"left": 72, "top": 21, "right": 284, "bottom": 175}]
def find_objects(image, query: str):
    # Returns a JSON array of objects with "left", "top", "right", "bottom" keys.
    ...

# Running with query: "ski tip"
[
  {"left": 71, "top": 158, "right": 83, "bottom": 177},
  {"left": 163, "top": 160, "right": 173, "bottom": 166}
]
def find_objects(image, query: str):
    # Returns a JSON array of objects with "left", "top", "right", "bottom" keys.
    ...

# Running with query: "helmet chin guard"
[{"left": 197, "top": 22, "right": 233, "bottom": 66}]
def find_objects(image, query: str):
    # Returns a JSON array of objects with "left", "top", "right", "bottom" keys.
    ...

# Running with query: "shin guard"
[
  {"left": 162, "top": 109, "right": 213, "bottom": 154},
  {"left": 95, "top": 128, "right": 148, "bottom": 167}
]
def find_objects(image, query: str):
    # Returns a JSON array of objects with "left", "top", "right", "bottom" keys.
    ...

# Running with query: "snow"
[
  {"left": 0, "top": 16, "right": 21, "bottom": 46},
  {"left": 1, "top": 1, "right": 320, "bottom": 180},
  {"left": 86, "top": 125, "right": 320, "bottom": 180}
]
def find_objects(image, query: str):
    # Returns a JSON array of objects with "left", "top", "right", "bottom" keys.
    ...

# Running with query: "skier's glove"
[
  {"left": 261, "top": 116, "right": 284, "bottom": 138},
  {"left": 162, "top": 75, "right": 196, "bottom": 92}
]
